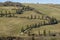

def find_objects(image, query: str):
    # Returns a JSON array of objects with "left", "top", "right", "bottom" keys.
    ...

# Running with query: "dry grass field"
[{"left": 0, "top": 3, "right": 60, "bottom": 37}]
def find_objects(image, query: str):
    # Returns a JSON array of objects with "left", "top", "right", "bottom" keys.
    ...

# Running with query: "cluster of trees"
[
  {"left": 21, "top": 21, "right": 47, "bottom": 33},
  {"left": 49, "top": 17, "right": 58, "bottom": 24},
  {"left": 16, "top": 6, "right": 34, "bottom": 14},
  {"left": 0, "top": 1, "right": 24, "bottom": 7},
  {"left": 21, "top": 26, "right": 58, "bottom": 38}
]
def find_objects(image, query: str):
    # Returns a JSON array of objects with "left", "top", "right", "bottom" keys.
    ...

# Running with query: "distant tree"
[
  {"left": 31, "top": 15, "right": 33, "bottom": 19},
  {"left": 27, "top": 31, "right": 31, "bottom": 36},
  {"left": 26, "top": 25, "right": 29, "bottom": 29},
  {"left": 0, "top": 11, "right": 3, "bottom": 17},
  {"left": 34, "top": 15, "right": 36, "bottom": 19},
  {"left": 5, "top": 11, "right": 7, "bottom": 17},
  {"left": 43, "top": 20, "right": 46, "bottom": 25},
  {"left": 32, "top": 24, "right": 35, "bottom": 28},
  {"left": 16, "top": 9, "right": 23, "bottom": 14},
  {"left": 22, "top": 7, "right": 25, "bottom": 10},
  {"left": 38, "top": 31, "right": 40, "bottom": 36},
  {"left": 38, "top": 23, "right": 41, "bottom": 27},
  {"left": 8, "top": 12, "right": 12, "bottom": 17},
  {"left": 49, "top": 16, "right": 58, "bottom": 24},
  {"left": 21, "top": 27, "right": 24, "bottom": 32},
  {"left": 31, "top": 34, "right": 35, "bottom": 40},
  {"left": 25, "top": 6, "right": 30, "bottom": 11},
  {"left": 43, "top": 30, "right": 46, "bottom": 36},
  {"left": 34, "top": 23, "right": 37, "bottom": 28}
]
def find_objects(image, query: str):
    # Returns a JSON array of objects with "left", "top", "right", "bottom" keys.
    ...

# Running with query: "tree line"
[
  {"left": 0, "top": 1, "right": 24, "bottom": 7},
  {"left": 21, "top": 17, "right": 58, "bottom": 33}
]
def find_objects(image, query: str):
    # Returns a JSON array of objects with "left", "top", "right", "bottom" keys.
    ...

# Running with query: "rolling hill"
[{"left": 0, "top": 1, "right": 60, "bottom": 37}]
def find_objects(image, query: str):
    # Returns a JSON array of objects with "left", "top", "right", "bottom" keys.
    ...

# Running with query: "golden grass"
[{"left": 0, "top": 4, "right": 60, "bottom": 36}]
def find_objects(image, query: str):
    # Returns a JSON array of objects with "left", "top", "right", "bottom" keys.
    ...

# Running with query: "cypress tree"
[
  {"left": 9, "top": 11, "right": 12, "bottom": 17},
  {"left": 26, "top": 25, "right": 29, "bottom": 29},
  {"left": 44, "top": 20, "right": 46, "bottom": 25},
  {"left": 31, "top": 15, "right": 33, "bottom": 19},
  {"left": 21, "top": 27, "right": 24, "bottom": 32},
  {"left": 32, "top": 34, "right": 35, "bottom": 40},
  {"left": 40, "top": 21, "right": 42, "bottom": 26},
  {"left": 0, "top": 11, "right": 3, "bottom": 17},
  {"left": 27, "top": 31, "right": 31, "bottom": 36},
  {"left": 34, "top": 15, "right": 36, "bottom": 19},
  {"left": 38, "top": 23, "right": 41, "bottom": 27},
  {"left": 43, "top": 30, "right": 46, "bottom": 36},
  {"left": 38, "top": 31, "right": 40, "bottom": 36},
  {"left": 5, "top": 11, "right": 7, "bottom": 17}
]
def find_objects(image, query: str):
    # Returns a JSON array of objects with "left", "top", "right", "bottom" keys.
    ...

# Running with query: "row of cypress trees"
[
  {"left": 0, "top": 11, "right": 15, "bottom": 17},
  {"left": 21, "top": 17, "right": 58, "bottom": 34}
]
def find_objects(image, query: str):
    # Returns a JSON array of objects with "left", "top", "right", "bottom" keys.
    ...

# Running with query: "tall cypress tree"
[
  {"left": 38, "top": 31, "right": 41, "bottom": 36},
  {"left": 43, "top": 30, "right": 46, "bottom": 36},
  {"left": 31, "top": 15, "right": 33, "bottom": 19},
  {"left": 21, "top": 27, "right": 24, "bottom": 32},
  {"left": 9, "top": 11, "right": 12, "bottom": 17},
  {"left": 0, "top": 11, "right": 3, "bottom": 17},
  {"left": 5, "top": 11, "right": 7, "bottom": 17}
]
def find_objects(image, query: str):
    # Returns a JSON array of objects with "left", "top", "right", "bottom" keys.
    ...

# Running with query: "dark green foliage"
[
  {"left": 43, "top": 30, "right": 46, "bottom": 36},
  {"left": 21, "top": 27, "right": 24, "bottom": 32},
  {"left": 38, "top": 23, "right": 41, "bottom": 26},
  {"left": 24, "top": 6, "right": 34, "bottom": 11},
  {"left": 16, "top": 9, "right": 23, "bottom": 14},
  {"left": 50, "top": 16, "right": 58, "bottom": 24},
  {"left": 9, "top": 13, "right": 12, "bottom": 17},
  {"left": 43, "top": 20, "right": 46, "bottom": 25},
  {"left": 26, "top": 25, "right": 29, "bottom": 29},
  {"left": 25, "top": 6, "right": 30, "bottom": 11},
  {"left": 38, "top": 31, "right": 41, "bottom": 36},
  {"left": 30, "top": 15, "right": 33, "bottom": 19},
  {"left": 22, "top": 7, "right": 25, "bottom": 10},
  {"left": 34, "top": 23, "right": 37, "bottom": 28},
  {"left": 5, "top": 11, "right": 8, "bottom": 17},
  {"left": 0, "top": 11, "right": 4, "bottom": 17},
  {"left": 31, "top": 34, "right": 35, "bottom": 40}
]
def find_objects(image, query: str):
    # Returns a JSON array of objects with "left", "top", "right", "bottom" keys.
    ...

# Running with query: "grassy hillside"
[
  {"left": 23, "top": 4, "right": 60, "bottom": 34},
  {"left": 0, "top": 3, "right": 60, "bottom": 37},
  {"left": 24, "top": 4, "right": 60, "bottom": 20}
]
